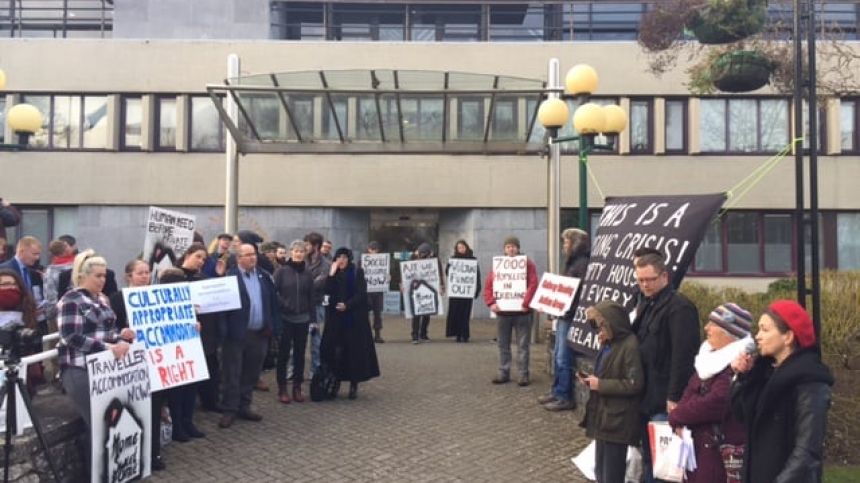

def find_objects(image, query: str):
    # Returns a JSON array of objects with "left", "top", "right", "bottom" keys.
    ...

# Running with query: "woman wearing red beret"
[{"left": 730, "top": 300, "right": 833, "bottom": 483}]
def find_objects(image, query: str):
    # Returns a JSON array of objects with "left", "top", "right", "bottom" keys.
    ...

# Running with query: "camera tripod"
[{"left": 1, "top": 360, "right": 61, "bottom": 482}]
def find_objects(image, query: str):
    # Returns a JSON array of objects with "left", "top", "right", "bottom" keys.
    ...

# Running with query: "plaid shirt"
[{"left": 57, "top": 288, "right": 120, "bottom": 369}]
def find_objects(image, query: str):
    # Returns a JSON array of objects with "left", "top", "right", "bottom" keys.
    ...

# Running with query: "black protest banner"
[{"left": 568, "top": 193, "right": 726, "bottom": 357}]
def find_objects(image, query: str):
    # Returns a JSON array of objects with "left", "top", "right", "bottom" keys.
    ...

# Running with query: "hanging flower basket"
[
  {"left": 710, "top": 50, "right": 773, "bottom": 92},
  {"left": 688, "top": 0, "right": 767, "bottom": 44}
]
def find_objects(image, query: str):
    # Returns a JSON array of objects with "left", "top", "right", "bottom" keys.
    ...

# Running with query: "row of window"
[
  {"left": 270, "top": 1, "right": 860, "bottom": 42},
  {"left": 4, "top": 94, "right": 860, "bottom": 154},
  {"left": 564, "top": 210, "right": 860, "bottom": 276}
]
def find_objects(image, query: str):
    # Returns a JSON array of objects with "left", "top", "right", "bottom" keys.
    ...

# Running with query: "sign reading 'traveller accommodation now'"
[{"left": 568, "top": 194, "right": 726, "bottom": 357}]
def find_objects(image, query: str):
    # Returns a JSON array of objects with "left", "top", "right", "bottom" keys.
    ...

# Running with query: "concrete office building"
[{"left": 2, "top": 1, "right": 860, "bottom": 316}]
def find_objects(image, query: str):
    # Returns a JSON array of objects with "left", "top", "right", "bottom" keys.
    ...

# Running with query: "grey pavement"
[{"left": 152, "top": 316, "right": 591, "bottom": 482}]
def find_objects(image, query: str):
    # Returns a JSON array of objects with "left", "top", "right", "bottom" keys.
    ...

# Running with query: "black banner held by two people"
[{"left": 567, "top": 193, "right": 726, "bottom": 357}]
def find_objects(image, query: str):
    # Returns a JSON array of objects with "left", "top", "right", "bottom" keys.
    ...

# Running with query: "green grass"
[{"left": 824, "top": 465, "right": 860, "bottom": 483}]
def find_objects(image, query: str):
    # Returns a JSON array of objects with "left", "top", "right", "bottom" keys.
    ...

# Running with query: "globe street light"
[
  {"left": 538, "top": 62, "right": 628, "bottom": 276},
  {"left": 0, "top": 68, "right": 43, "bottom": 150}
]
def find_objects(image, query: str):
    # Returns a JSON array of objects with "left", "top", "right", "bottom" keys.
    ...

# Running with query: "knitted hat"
[
  {"left": 768, "top": 299, "right": 816, "bottom": 349},
  {"left": 503, "top": 236, "right": 520, "bottom": 249},
  {"left": 367, "top": 241, "right": 381, "bottom": 251},
  {"left": 416, "top": 243, "right": 432, "bottom": 256},
  {"left": 709, "top": 303, "right": 753, "bottom": 339},
  {"left": 333, "top": 247, "right": 353, "bottom": 262}
]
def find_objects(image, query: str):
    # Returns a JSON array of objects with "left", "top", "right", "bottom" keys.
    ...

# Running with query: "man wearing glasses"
[{"left": 631, "top": 252, "right": 699, "bottom": 483}]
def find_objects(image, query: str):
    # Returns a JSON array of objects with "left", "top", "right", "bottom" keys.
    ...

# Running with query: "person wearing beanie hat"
[
  {"left": 730, "top": 300, "right": 834, "bottom": 483},
  {"left": 407, "top": 242, "right": 445, "bottom": 343},
  {"left": 363, "top": 241, "right": 386, "bottom": 343},
  {"left": 483, "top": 235, "right": 539, "bottom": 386},
  {"left": 578, "top": 300, "right": 644, "bottom": 483},
  {"left": 668, "top": 302, "right": 753, "bottom": 483}
]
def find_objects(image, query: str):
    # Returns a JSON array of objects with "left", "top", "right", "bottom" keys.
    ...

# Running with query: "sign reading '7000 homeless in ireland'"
[
  {"left": 567, "top": 193, "right": 726, "bottom": 357},
  {"left": 492, "top": 256, "right": 528, "bottom": 312},
  {"left": 122, "top": 282, "right": 210, "bottom": 392}
]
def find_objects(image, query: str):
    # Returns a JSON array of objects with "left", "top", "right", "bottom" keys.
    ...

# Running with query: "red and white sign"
[{"left": 529, "top": 273, "right": 581, "bottom": 317}]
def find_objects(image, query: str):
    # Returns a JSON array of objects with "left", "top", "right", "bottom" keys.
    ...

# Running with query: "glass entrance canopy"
[{"left": 206, "top": 69, "right": 549, "bottom": 154}]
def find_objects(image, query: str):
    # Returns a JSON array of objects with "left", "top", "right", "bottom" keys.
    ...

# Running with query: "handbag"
[
  {"left": 712, "top": 423, "right": 744, "bottom": 483},
  {"left": 310, "top": 363, "right": 340, "bottom": 402},
  {"left": 648, "top": 421, "right": 685, "bottom": 482}
]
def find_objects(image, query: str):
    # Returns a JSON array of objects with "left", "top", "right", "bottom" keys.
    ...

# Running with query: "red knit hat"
[{"left": 768, "top": 299, "right": 816, "bottom": 349}]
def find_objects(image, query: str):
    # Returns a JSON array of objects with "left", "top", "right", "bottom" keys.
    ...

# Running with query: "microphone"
[{"left": 743, "top": 338, "right": 758, "bottom": 357}]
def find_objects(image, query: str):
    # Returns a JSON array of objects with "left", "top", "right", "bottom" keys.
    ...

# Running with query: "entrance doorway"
[{"left": 369, "top": 210, "right": 439, "bottom": 290}]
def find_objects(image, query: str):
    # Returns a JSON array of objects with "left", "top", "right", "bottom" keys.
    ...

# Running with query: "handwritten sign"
[
  {"left": 122, "top": 283, "right": 210, "bottom": 391},
  {"left": 142, "top": 206, "right": 196, "bottom": 281},
  {"left": 492, "top": 256, "right": 527, "bottom": 312},
  {"left": 530, "top": 273, "right": 581, "bottom": 317},
  {"left": 447, "top": 259, "right": 479, "bottom": 299},
  {"left": 361, "top": 253, "right": 390, "bottom": 293},
  {"left": 383, "top": 291, "right": 401, "bottom": 314},
  {"left": 87, "top": 343, "right": 151, "bottom": 482},
  {"left": 188, "top": 276, "right": 241, "bottom": 314},
  {"left": 568, "top": 194, "right": 726, "bottom": 357},
  {"left": 399, "top": 258, "right": 444, "bottom": 318}
]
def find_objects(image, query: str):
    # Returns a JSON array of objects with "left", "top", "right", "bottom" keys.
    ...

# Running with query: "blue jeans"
[
  {"left": 310, "top": 304, "right": 326, "bottom": 374},
  {"left": 551, "top": 319, "right": 574, "bottom": 401},
  {"left": 641, "top": 412, "right": 669, "bottom": 483}
]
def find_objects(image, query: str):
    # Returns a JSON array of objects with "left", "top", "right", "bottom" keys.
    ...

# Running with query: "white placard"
[
  {"left": 142, "top": 206, "right": 196, "bottom": 282},
  {"left": 529, "top": 273, "right": 581, "bottom": 317},
  {"left": 446, "top": 259, "right": 479, "bottom": 299},
  {"left": 399, "top": 258, "right": 444, "bottom": 318},
  {"left": 122, "top": 283, "right": 210, "bottom": 392},
  {"left": 492, "top": 256, "right": 528, "bottom": 312},
  {"left": 383, "top": 291, "right": 401, "bottom": 314},
  {"left": 87, "top": 343, "right": 151, "bottom": 483},
  {"left": 361, "top": 253, "right": 391, "bottom": 293},
  {"left": 188, "top": 276, "right": 241, "bottom": 314}
]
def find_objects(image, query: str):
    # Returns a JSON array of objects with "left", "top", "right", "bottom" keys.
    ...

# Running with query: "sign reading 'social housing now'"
[{"left": 122, "top": 283, "right": 210, "bottom": 391}]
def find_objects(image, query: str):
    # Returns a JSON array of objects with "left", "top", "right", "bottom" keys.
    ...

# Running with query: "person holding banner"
[
  {"left": 630, "top": 252, "right": 700, "bottom": 483},
  {"left": 483, "top": 236, "right": 538, "bottom": 386},
  {"left": 540, "top": 228, "right": 590, "bottom": 411},
  {"left": 578, "top": 300, "right": 644, "bottom": 483},
  {"left": 57, "top": 250, "right": 136, "bottom": 475},
  {"left": 444, "top": 240, "right": 481, "bottom": 343},
  {"left": 322, "top": 248, "right": 380, "bottom": 399},
  {"left": 730, "top": 300, "right": 833, "bottom": 483},
  {"left": 363, "top": 241, "right": 386, "bottom": 343},
  {"left": 409, "top": 243, "right": 444, "bottom": 343}
]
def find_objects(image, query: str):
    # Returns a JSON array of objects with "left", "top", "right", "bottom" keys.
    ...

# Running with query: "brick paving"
[{"left": 152, "top": 317, "right": 591, "bottom": 482}]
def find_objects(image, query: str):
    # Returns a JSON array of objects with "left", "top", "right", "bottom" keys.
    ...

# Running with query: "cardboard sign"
[
  {"left": 87, "top": 343, "right": 151, "bottom": 482},
  {"left": 383, "top": 291, "right": 401, "bottom": 314},
  {"left": 142, "top": 206, "right": 196, "bottom": 282},
  {"left": 568, "top": 193, "right": 726, "bottom": 357},
  {"left": 492, "top": 256, "right": 528, "bottom": 312},
  {"left": 529, "top": 273, "right": 581, "bottom": 318},
  {"left": 188, "top": 276, "right": 241, "bottom": 314},
  {"left": 447, "top": 259, "right": 479, "bottom": 299},
  {"left": 122, "top": 283, "right": 210, "bottom": 391},
  {"left": 361, "top": 253, "right": 391, "bottom": 293},
  {"left": 399, "top": 258, "right": 444, "bottom": 318}
]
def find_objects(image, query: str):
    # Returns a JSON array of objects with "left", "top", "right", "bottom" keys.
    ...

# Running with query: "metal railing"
[{"left": 2, "top": 0, "right": 113, "bottom": 38}]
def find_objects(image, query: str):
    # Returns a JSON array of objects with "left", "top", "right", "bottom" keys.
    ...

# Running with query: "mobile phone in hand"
[{"left": 577, "top": 370, "right": 590, "bottom": 379}]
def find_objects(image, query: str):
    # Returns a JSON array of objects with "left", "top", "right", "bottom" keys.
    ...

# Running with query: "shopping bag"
[
  {"left": 648, "top": 421, "right": 684, "bottom": 482},
  {"left": 570, "top": 440, "right": 645, "bottom": 483}
]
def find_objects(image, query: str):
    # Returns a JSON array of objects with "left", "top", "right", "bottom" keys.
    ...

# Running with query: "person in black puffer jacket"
[{"left": 730, "top": 299, "right": 833, "bottom": 483}]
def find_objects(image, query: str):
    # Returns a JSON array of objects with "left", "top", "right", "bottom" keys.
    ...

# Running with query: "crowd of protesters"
[{"left": 0, "top": 193, "right": 833, "bottom": 482}]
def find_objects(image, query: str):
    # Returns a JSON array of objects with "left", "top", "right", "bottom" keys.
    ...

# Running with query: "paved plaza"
[{"left": 151, "top": 317, "right": 591, "bottom": 482}]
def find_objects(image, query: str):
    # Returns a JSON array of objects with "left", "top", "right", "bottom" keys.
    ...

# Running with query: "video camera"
[{"left": 0, "top": 318, "right": 41, "bottom": 364}]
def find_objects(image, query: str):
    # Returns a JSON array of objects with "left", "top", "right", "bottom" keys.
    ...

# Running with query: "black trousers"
[
  {"left": 411, "top": 315, "right": 430, "bottom": 340},
  {"left": 221, "top": 330, "right": 268, "bottom": 414},
  {"left": 167, "top": 382, "right": 197, "bottom": 436},
  {"left": 595, "top": 440, "right": 628, "bottom": 483},
  {"left": 151, "top": 391, "right": 167, "bottom": 461},
  {"left": 277, "top": 322, "right": 310, "bottom": 385}
]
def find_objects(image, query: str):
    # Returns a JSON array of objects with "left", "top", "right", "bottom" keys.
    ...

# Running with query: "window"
[
  {"left": 568, "top": 2, "right": 644, "bottom": 40},
  {"left": 410, "top": 5, "right": 481, "bottom": 41},
  {"left": 155, "top": 96, "right": 177, "bottom": 150},
  {"left": 331, "top": 4, "right": 405, "bottom": 41},
  {"left": 837, "top": 212, "right": 860, "bottom": 269},
  {"left": 457, "top": 98, "right": 484, "bottom": 140},
  {"left": 287, "top": 95, "right": 314, "bottom": 139},
  {"left": 629, "top": 99, "right": 651, "bottom": 153},
  {"left": 699, "top": 98, "right": 790, "bottom": 153},
  {"left": 322, "top": 95, "right": 348, "bottom": 140},
  {"left": 18, "top": 94, "right": 108, "bottom": 149},
  {"left": 400, "top": 96, "right": 444, "bottom": 141},
  {"left": 802, "top": 101, "right": 826, "bottom": 153},
  {"left": 121, "top": 96, "right": 142, "bottom": 150},
  {"left": 490, "top": 4, "right": 545, "bottom": 41},
  {"left": 3, "top": 206, "right": 78, "bottom": 266},
  {"left": 692, "top": 211, "right": 802, "bottom": 275},
  {"left": 271, "top": 2, "right": 324, "bottom": 40},
  {"left": 491, "top": 97, "right": 518, "bottom": 140},
  {"left": 189, "top": 96, "right": 225, "bottom": 152},
  {"left": 841, "top": 99, "right": 857, "bottom": 152},
  {"left": 664, "top": 99, "right": 686, "bottom": 152}
]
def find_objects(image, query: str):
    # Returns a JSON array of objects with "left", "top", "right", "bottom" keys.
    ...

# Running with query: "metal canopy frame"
[{"left": 206, "top": 69, "right": 551, "bottom": 155}]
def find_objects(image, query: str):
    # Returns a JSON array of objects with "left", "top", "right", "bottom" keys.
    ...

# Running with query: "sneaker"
[
  {"left": 412, "top": 339, "right": 421, "bottom": 345},
  {"left": 151, "top": 457, "right": 166, "bottom": 471},
  {"left": 537, "top": 393, "right": 557, "bottom": 404},
  {"left": 491, "top": 374, "right": 511, "bottom": 384},
  {"left": 544, "top": 399, "right": 575, "bottom": 411},
  {"left": 517, "top": 375, "right": 530, "bottom": 387}
]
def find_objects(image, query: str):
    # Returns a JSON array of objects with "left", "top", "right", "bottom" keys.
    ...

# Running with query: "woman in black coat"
[
  {"left": 445, "top": 240, "right": 481, "bottom": 342},
  {"left": 731, "top": 299, "right": 833, "bottom": 483},
  {"left": 321, "top": 248, "right": 380, "bottom": 399}
]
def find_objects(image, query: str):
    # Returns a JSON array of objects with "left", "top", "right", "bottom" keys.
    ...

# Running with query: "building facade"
[{"left": 2, "top": 1, "right": 860, "bottom": 316}]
